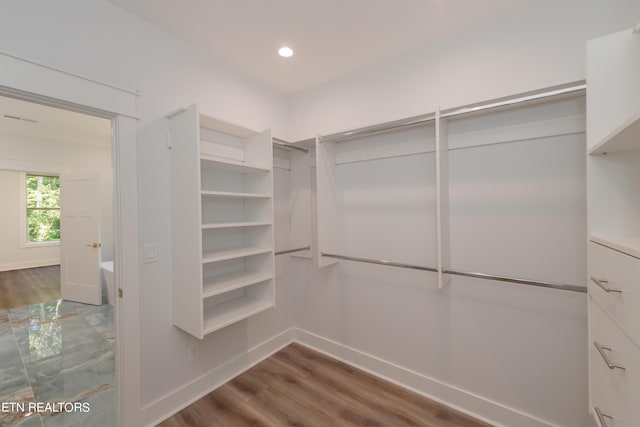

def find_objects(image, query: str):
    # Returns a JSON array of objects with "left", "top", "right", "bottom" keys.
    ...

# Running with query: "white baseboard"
[
  {"left": 0, "top": 258, "right": 60, "bottom": 272},
  {"left": 141, "top": 327, "right": 295, "bottom": 427},
  {"left": 141, "top": 326, "right": 561, "bottom": 427},
  {"left": 294, "top": 329, "right": 559, "bottom": 427}
]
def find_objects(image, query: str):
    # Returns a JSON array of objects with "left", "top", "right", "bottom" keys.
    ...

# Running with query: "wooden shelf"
[
  {"left": 200, "top": 155, "right": 270, "bottom": 173},
  {"left": 202, "top": 221, "right": 271, "bottom": 229},
  {"left": 201, "top": 190, "right": 270, "bottom": 199},
  {"left": 203, "top": 271, "right": 272, "bottom": 299},
  {"left": 203, "top": 297, "right": 273, "bottom": 334},
  {"left": 590, "top": 234, "right": 640, "bottom": 259},
  {"left": 589, "top": 113, "right": 640, "bottom": 155},
  {"left": 202, "top": 247, "right": 272, "bottom": 263}
]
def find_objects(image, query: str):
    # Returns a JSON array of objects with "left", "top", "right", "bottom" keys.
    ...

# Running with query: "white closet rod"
[
  {"left": 443, "top": 268, "right": 587, "bottom": 293},
  {"left": 320, "top": 114, "right": 436, "bottom": 144},
  {"left": 321, "top": 252, "right": 586, "bottom": 293},
  {"left": 317, "top": 82, "right": 586, "bottom": 144}
]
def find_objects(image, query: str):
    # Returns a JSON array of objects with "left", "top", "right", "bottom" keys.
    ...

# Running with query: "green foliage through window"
[{"left": 26, "top": 175, "right": 60, "bottom": 243}]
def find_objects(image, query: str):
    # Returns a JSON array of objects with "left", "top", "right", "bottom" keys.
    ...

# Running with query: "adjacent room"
[
  {"left": 0, "top": 1, "right": 639, "bottom": 427},
  {"left": 0, "top": 96, "right": 116, "bottom": 427}
]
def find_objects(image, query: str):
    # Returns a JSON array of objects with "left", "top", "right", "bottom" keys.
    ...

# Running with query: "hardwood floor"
[
  {"left": 0, "top": 265, "right": 60, "bottom": 310},
  {"left": 157, "top": 343, "right": 492, "bottom": 427}
]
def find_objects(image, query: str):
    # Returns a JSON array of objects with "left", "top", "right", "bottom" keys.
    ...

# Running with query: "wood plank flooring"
[
  {"left": 0, "top": 265, "right": 60, "bottom": 310},
  {"left": 157, "top": 343, "right": 492, "bottom": 427}
]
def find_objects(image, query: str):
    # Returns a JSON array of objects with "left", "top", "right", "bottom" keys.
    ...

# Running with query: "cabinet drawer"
[
  {"left": 590, "top": 299, "right": 640, "bottom": 426},
  {"left": 589, "top": 241, "right": 640, "bottom": 346}
]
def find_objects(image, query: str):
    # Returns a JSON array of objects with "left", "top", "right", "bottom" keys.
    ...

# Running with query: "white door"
[{"left": 60, "top": 172, "right": 102, "bottom": 305}]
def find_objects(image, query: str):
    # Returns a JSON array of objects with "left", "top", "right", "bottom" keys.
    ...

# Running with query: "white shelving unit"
[
  {"left": 587, "top": 27, "right": 640, "bottom": 427},
  {"left": 168, "top": 104, "right": 275, "bottom": 339},
  {"left": 587, "top": 27, "right": 640, "bottom": 257}
]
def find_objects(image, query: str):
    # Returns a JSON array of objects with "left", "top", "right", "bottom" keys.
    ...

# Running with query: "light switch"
[{"left": 144, "top": 243, "right": 158, "bottom": 263}]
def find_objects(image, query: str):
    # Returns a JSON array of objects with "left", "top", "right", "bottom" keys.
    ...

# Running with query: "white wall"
[
  {"left": 0, "top": 0, "right": 292, "bottom": 424},
  {"left": 0, "top": 132, "right": 112, "bottom": 271},
  {"left": 293, "top": 95, "right": 591, "bottom": 427},
  {"left": 289, "top": 0, "right": 640, "bottom": 140}
]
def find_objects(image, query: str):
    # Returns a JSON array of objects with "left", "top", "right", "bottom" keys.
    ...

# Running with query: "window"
[{"left": 25, "top": 174, "right": 60, "bottom": 243}]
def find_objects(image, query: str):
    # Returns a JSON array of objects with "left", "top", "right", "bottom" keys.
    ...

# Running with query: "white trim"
[
  {"left": 141, "top": 328, "right": 295, "bottom": 427},
  {"left": 0, "top": 53, "right": 137, "bottom": 118},
  {"left": 0, "top": 50, "right": 140, "bottom": 96},
  {"left": 140, "top": 327, "right": 564, "bottom": 427},
  {"left": 293, "top": 329, "right": 561, "bottom": 427},
  {"left": 0, "top": 258, "right": 59, "bottom": 272},
  {"left": 111, "top": 115, "right": 141, "bottom": 427},
  {"left": 20, "top": 241, "right": 60, "bottom": 249},
  {"left": 0, "top": 157, "right": 71, "bottom": 175}
]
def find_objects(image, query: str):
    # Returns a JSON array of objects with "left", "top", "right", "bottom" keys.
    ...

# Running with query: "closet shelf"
[
  {"left": 200, "top": 155, "right": 270, "bottom": 173},
  {"left": 589, "top": 112, "right": 640, "bottom": 155},
  {"left": 202, "top": 221, "right": 271, "bottom": 229},
  {"left": 203, "top": 271, "right": 273, "bottom": 299},
  {"left": 170, "top": 104, "right": 274, "bottom": 339},
  {"left": 590, "top": 234, "right": 640, "bottom": 259},
  {"left": 202, "top": 247, "right": 272, "bottom": 264},
  {"left": 203, "top": 297, "right": 273, "bottom": 334},
  {"left": 201, "top": 190, "right": 271, "bottom": 199}
]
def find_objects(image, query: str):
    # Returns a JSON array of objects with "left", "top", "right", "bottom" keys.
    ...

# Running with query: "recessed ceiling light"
[{"left": 278, "top": 47, "right": 294, "bottom": 58}]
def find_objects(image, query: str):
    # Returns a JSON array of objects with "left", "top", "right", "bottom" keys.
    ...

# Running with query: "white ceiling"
[
  {"left": 108, "top": 0, "right": 534, "bottom": 93},
  {"left": 0, "top": 96, "right": 112, "bottom": 147}
]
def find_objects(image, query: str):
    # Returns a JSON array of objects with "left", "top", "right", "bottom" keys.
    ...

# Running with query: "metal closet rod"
[
  {"left": 317, "top": 82, "right": 586, "bottom": 144},
  {"left": 321, "top": 252, "right": 437, "bottom": 272},
  {"left": 321, "top": 252, "right": 587, "bottom": 293},
  {"left": 442, "top": 268, "right": 587, "bottom": 293},
  {"left": 273, "top": 138, "right": 309, "bottom": 153},
  {"left": 275, "top": 245, "right": 311, "bottom": 256}
]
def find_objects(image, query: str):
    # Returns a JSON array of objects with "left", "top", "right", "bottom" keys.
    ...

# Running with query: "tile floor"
[{"left": 0, "top": 299, "right": 115, "bottom": 427}]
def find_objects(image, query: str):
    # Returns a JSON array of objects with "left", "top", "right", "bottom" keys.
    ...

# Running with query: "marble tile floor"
[{"left": 0, "top": 299, "right": 115, "bottom": 427}]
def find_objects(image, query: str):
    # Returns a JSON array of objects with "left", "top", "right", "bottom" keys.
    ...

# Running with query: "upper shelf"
[
  {"left": 200, "top": 155, "right": 270, "bottom": 173},
  {"left": 201, "top": 190, "right": 271, "bottom": 199},
  {"left": 589, "top": 112, "right": 640, "bottom": 155},
  {"left": 590, "top": 234, "right": 640, "bottom": 259}
]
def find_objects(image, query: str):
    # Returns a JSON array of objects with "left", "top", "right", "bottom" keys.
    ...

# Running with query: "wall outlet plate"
[
  {"left": 187, "top": 341, "right": 200, "bottom": 362},
  {"left": 144, "top": 243, "right": 158, "bottom": 263}
]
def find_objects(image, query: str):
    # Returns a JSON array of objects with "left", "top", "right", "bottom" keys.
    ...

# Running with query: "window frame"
[{"left": 18, "top": 172, "right": 61, "bottom": 248}]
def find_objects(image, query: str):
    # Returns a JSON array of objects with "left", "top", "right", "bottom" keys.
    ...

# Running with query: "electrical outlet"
[{"left": 187, "top": 341, "right": 200, "bottom": 362}]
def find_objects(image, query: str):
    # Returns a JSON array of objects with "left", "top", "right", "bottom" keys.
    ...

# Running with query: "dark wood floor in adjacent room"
[
  {"left": 157, "top": 343, "right": 492, "bottom": 427},
  {"left": 0, "top": 265, "right": 60, "bottom": 310}
]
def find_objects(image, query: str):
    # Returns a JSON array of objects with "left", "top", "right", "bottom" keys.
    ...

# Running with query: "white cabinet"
[
  {"left": 168, "top": 104, "right": 275, "bottom": 339},
  {"left": 587, "top": 27, "right": 640, "bottom": 427}
]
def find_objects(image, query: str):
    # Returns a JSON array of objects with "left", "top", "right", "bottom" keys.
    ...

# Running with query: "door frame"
[{"left": 0, "top": 52, "right": 141, "bottom": 426}]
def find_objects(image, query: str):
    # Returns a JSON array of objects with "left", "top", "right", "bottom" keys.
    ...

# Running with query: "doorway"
[
  {"left": 0, "top": 95, "right": 117, "bottom": 426},
  {"left": 1, "top": 52, "right": 142, "bottom": 425}
]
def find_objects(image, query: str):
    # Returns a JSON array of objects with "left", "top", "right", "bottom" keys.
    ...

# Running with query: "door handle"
[{"left": 85, "top": 242, "right": 102, "bottom": 248}]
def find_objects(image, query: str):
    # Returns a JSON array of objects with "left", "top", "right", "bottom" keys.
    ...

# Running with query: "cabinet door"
[
  {"left": 589, "top": 241, "right": 640, "bottom": 347},
  {"left": 589, "top": 299, "right": 640, "bottom": 427}
]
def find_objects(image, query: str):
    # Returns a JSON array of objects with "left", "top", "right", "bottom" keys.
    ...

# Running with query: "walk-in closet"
[{"left": 1, "top": 2, "right": 639, "bottom": 427}]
